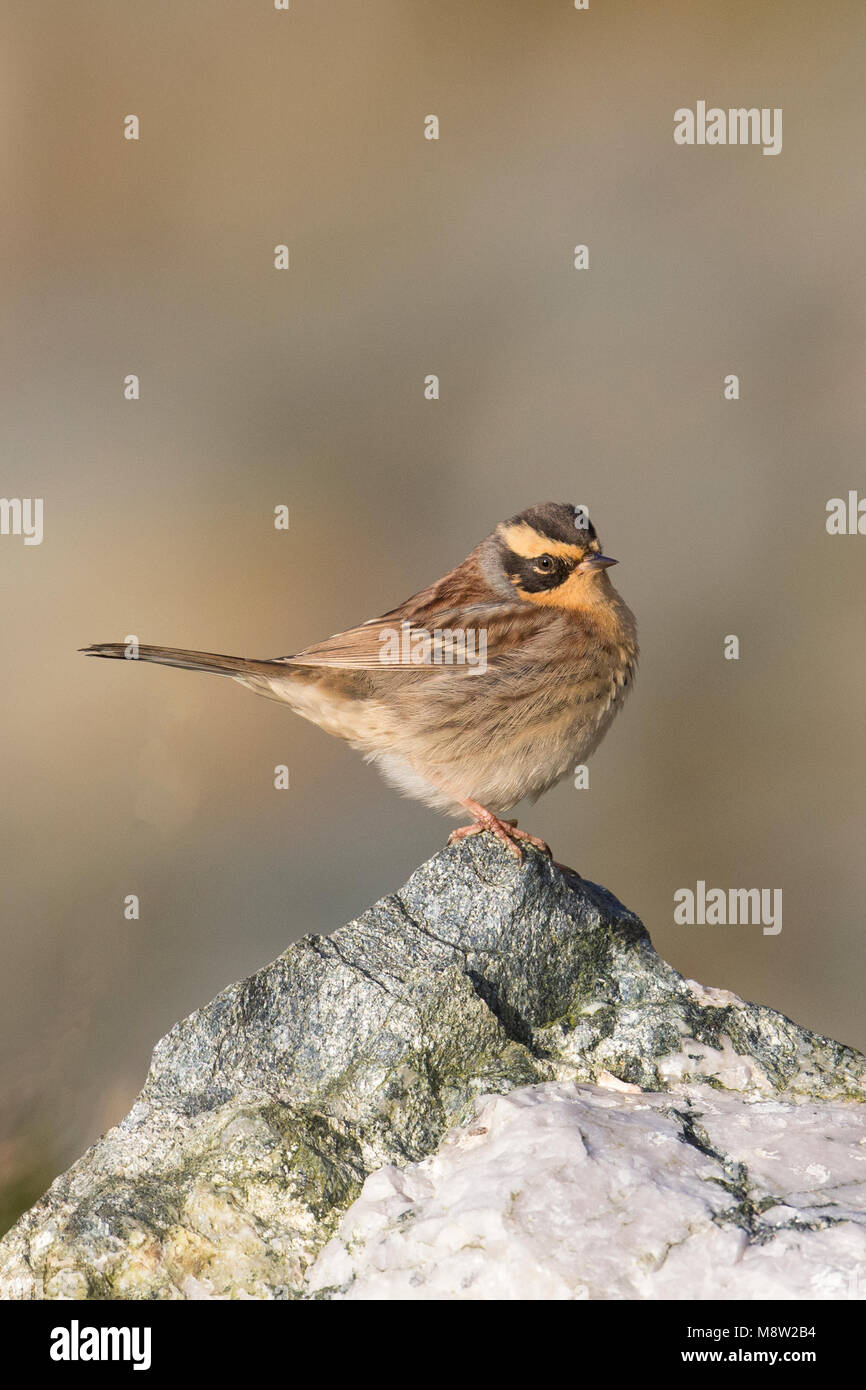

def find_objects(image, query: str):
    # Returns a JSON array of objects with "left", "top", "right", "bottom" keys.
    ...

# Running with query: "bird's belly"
[
  {"left": 248, "top": 656, "right": 634, "bottom": 817},
  {"left": 376, "top": 666, "right": 634, "bottom": 815},
  {"left": 458, "top": 696, "right": 622, "bottom": 812}
]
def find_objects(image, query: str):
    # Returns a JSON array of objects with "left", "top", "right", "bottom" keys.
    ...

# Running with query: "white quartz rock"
[{"left": 308, "top": 1082, "right": 866, "bottom": 1300}]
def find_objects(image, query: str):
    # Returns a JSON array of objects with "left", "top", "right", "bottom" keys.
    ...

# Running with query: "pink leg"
[{"left": 448, "top": 798, "right": 552, "bottom": 861}]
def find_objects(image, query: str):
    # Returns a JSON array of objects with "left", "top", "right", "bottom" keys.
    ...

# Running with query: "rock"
[
  {"left": 1, "top": 837, "right": 863, "bottom": 1300},
  {"left": 308, "top": 1082, "right": 866, "bottom": 1300}
]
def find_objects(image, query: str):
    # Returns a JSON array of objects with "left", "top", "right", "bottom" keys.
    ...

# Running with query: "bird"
[{"left": 83, "top": 502, "right": 638, "bottom": 859}]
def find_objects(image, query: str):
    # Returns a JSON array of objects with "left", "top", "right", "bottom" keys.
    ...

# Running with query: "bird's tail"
[{"left": 81, "top": 643, "right": 287, "bottom": 680}]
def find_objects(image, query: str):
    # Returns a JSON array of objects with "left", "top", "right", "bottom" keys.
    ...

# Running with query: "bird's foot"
[{"left": 448, "top": 806, "right": 551, "bottom": 861}]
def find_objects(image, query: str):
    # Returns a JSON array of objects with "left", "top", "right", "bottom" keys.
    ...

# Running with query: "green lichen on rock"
[{"left": 0, "top": 837, "right": 862, "bottom": 1299}]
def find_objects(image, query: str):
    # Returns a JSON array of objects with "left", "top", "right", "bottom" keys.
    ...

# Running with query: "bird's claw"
[{"left": 448, "top": 816, "right": 552, "bottom": 862}]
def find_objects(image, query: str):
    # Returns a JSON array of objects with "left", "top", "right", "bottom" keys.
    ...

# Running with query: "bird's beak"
[{"left": 577, "top": 554, "right": 618, "bottom": 573}]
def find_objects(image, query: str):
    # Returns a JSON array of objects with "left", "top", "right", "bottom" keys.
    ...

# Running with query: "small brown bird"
[{"left": 83, "top": 503, "right": 637, "bottom": 857}]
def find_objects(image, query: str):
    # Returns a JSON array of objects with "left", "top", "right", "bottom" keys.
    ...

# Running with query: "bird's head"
[{"left": 489, "top": 502, "right": 618, "bottom": 609}]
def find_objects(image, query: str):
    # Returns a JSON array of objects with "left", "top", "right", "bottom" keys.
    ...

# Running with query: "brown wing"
[
  {"left": 275, "top": 601, "right": 540, "bottom": 670},
  {"left": 270, "top": 549, "right": 555, "bottom": 670}
]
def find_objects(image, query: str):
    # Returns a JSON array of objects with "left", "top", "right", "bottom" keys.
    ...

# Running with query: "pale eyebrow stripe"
[{"left": 497, "top": 522, "right": 587, "bottom": 560}]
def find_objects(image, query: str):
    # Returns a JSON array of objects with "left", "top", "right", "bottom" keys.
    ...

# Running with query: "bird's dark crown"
[{"left": 504, "top": 502, "right": 598, "bottom": 548}]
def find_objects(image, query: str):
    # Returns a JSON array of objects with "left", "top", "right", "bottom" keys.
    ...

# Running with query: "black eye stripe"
[{"left": 501, "top": 548, "right": 573, "bottom": 592}]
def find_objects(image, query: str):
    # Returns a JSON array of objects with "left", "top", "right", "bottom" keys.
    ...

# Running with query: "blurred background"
[{"left": 1, "top": 0, "right": 864, "bottom": 1234}]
